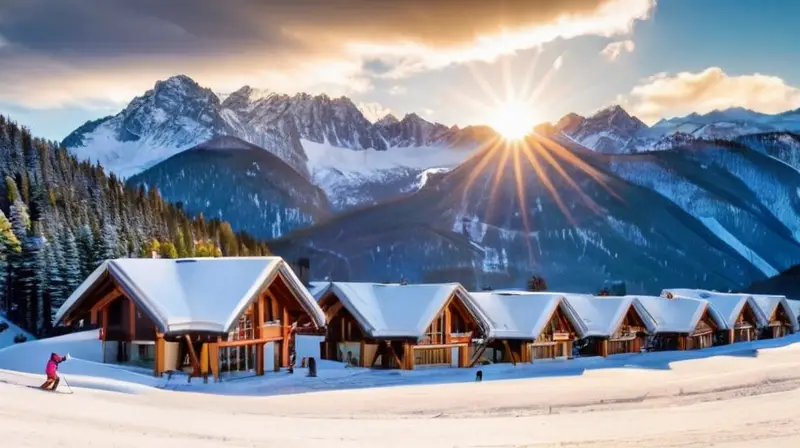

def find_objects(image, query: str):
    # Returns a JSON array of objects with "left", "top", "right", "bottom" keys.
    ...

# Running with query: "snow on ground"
[
  {"left": 0, "top": 312, "right": 35, "bottom": 350},
  {"left": 5, "top": 333, "right": 800, "bottom": 446},
  {"left": 302, "top": 139, "right": 477, "bottom": 176}
]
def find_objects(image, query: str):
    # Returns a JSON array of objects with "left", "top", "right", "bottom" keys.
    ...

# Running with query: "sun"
[{"left": 489, "top": 100, "right": 536, "bottom": 141}]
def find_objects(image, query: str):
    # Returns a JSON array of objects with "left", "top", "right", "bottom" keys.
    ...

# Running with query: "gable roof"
[
  {"left": 308, "top": 281, "right": 332, "bottom": 300},
  {"left": 468, "top": 291, "right": 581, "bottom": 340},
  {"left": 54, "top": 257, "right": 326, "bottom": 335},
  {"left": 567, "top": 294, "right": 657, "bottom": 337},
  {"left": 750, "top": 294, "right": 800, "bottom": 332},
  {"left": 324, "top": 282, "right": 490, "bottom": 339},
  {"left": 633, "top": 295, "right": 722, "bottom": 333},
  {"left": 662, "top": 289, "right": 768, "bottom": 329}
]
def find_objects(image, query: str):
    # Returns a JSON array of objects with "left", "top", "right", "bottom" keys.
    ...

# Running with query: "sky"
[{"left": 1, "top": 0, "right": 799, "bottom": 141}]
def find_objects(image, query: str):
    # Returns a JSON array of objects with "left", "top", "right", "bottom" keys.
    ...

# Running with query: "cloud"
[
  {"left": 619, "top": 67, "right": 800, "bottom": 123},
  {"left": 0, "top": 0, "right": 656, "bottom": 109},
  {"left": 600, "top": 39, "right": 635, "bottom": 61},
  {"left": 388, "top": 85, "right": 407, "bottom": 96},
  {"left": 357, "top": 102, "right": 394, "bottom": 122}
]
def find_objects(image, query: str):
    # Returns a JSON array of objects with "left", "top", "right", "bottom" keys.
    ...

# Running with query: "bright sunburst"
[{"left": 489, "top": 99, "right": 536, "bottom": 140}]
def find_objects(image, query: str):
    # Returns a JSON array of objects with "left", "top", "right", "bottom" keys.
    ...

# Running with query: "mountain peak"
[{"left": 375, "top": 114, "right": 399, "bottom": 126}]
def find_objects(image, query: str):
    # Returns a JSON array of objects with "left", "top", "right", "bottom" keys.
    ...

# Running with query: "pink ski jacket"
[{"left": 45, "top": 352, "right": 66, "bottom": 378}]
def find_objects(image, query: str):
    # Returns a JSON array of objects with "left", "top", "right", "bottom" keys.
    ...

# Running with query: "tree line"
[{"left": 0, "top": 115, "right": 271, "bottom": 336}]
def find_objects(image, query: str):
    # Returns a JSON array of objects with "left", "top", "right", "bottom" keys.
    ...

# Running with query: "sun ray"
[
  {"left": 511, "top": 142, "right": 536, "bottom": 266},
  {"left": 530, "top": 138, "right": 603, "bottom": 214}
]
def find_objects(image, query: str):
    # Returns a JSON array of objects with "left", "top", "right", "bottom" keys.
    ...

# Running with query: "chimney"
[{"left": 295, "top": 257, "right": 310, "bottom": 286}]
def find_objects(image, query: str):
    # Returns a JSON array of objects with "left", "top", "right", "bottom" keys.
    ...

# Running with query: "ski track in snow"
[
  {"left": 5, "top": 334, "right": 800, "bottom": 446},
  {"left": 698, "top": 216, "right": 779, "bottom": 277}
]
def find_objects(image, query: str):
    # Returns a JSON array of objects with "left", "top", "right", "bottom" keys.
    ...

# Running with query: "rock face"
[{"left": 269, "top": 134, "right": 800, "bottom": 293}]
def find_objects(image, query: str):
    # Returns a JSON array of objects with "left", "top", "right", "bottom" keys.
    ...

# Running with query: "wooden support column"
[
  {"left": 281, "top": 305, "right": 290, "bottom": 368},
  {"left": 90, "top": 309, "right": 98, "bottom": 325},
  {"left": 256, "top": 295, "right": 265, "bottom": 376},
  {"left": 458, "top": 345, "right": 469, "bottom": 367},
  {"left": 153, "top": 332, "right": 165, "bottom": 377},
  {"left": 127, "top": 299, "right": 136, "bottom": 341},
  {"left": 403, "top": 343, "right": 414, "bottom": 370},
  {"left": 200, "top": 343, "right": 209, "bottom": 378},
  {"left": 728, "top": 329, "right": 735, "bottom": 344},
  {"left": 600, "top": 339, "right": 609, "bottom": 357},
  {"left": 359, "top": 341, "right": 367, "bottom": 367},
  {"left": 209, "top": 338, "right": 220, "bottom": 382}
]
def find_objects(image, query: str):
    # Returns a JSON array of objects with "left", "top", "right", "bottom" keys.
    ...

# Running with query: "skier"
[{"left": 40, "top": 352, "right": 69, "bottom": 391}]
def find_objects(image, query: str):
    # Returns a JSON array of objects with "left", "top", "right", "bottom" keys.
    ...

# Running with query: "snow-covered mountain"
[
  {"left": 271, "top": 134, "right": 800, "bottom": 293},
  {"left": 552, "top": 105, "right": 800, "bottom": 154},
  {"left": 62, "top": 75, "right": 486, "bottom": 210}
]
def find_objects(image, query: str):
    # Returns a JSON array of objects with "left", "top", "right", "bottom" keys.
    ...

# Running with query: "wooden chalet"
[
  {"left": 751, "top": 294, "right": 798, "bottom": 339},
  {"left": 468, "top": 291, "right": 581, "bottom": 365},
  {"left": 568, "top": 295, "right": 656, "bottom": 357},
  {"left": 317, "top": 282, "right": 490, "bottom": 370},
  {"left": 636, "top": 295, "right": 727, "bottom": 351},
  {"left": 53, "top": 257, "right": 326, "bottom": 381}
]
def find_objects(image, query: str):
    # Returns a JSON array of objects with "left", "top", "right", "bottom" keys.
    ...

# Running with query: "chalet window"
[{"left": 229, "top": 314, "right": 255, "bottom": 341}]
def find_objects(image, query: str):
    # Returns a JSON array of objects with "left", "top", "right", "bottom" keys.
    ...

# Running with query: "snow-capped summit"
[
  {"left": 63, "top": 75, "right": 231, "bottom": 176},
  {"left": 375, "top": 114, "right": 400, "bottom": 127},
  {"left": 62, "top": 74, "right": 489, "bottom": 209},
  {"left": 566, "top": 105, "right": 647, "bottom": 153}
]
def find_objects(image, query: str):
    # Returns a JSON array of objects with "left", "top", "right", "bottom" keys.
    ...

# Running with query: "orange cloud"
[
  {"left": 619, "top": 67, "right": 800, "bottom": 123},
  {"left": 0, "top": 0, "right": 656, "bottom": 109}
]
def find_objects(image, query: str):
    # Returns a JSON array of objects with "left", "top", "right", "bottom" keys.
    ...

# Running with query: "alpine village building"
[{"left": 54, "top": 257, "right": 326, "bottom": 381}]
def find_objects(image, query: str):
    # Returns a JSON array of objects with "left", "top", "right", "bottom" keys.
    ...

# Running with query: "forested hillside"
[{"left": 0, "top": 115, "right": 270, "bottom": 336}]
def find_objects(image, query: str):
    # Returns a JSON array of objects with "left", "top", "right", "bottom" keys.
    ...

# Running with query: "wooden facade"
[
  {"left": 650, "top": 307, "right": 723, "bottom": 351},
  {"left": 484, "top": 303, "right": 579, "bottom": 364},
  {"left": 579, "top": 305, "right": 649, "bottom": 357},
  {"left": 759, "top": 301, "right": 795, "bottom": 340},
  {"left": 728, "top": 301, "right": 760, "bottom": 344},
  {"left": 65, "top": 269, "right": 318, "bottom": 381},
  {"left": 318, "top": 289, "right": 481, "bottom": 370}
]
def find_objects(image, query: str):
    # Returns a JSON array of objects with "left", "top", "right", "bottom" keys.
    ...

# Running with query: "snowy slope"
[{"left": 0, "top": 313, "right": 35, "bottom": 350}]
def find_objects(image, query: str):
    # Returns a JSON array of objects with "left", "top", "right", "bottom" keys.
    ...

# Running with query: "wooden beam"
[
  {"left": 219, "top": 336, "right": 286, "bottom": 348},
  {"left": 91, "top": 286, "right": 124, "bottom": 315},
  {"left": 502, "top": 339, "right": 517, "bottom": 366},
  {"left": 324, "top": 300, "right": 344, "bottom": 322},
  {"left": 200, "top": 343, "right": 209, "bottom": 379},
  {"left": 184, "top": 335, "right": 201, "bottom": 377}
]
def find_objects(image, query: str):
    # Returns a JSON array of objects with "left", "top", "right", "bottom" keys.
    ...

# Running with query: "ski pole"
[{"left": 60, "top": 374, "right": 74, "bottom": 394}]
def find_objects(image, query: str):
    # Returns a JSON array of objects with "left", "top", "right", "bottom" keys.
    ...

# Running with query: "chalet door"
[{"left": 450, "top": 347, "right": 459, "bottom": 367}]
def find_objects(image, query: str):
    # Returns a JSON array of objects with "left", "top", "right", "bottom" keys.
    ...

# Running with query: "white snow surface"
[
  {"left": 631, "top": 295, "right": 720, "bottom": 333},
  {"left": 469, "top": 291, "right": 581, "bottom": 340},
  {"left": 0, "top": 313, "right": 35, "bottom": 350},
  {"left": 5, "top": 329, "right": 800, "bottom": 446},
  {"left": 54, "top": 257, "right": 326, "bottom": 335},
  {"left": 325, "top": 282, "right": 490, "bottom": 338}
]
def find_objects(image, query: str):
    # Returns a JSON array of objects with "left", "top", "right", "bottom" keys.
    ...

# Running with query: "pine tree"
[
  {"left": 75, "top": 224, "right": 96, "bottom": 277},
  {"left": 59, "top": 229, "right": 82, "bottom": 299},
  {"left": 0, "top": 209, "right": 21, "bottom": 311}
]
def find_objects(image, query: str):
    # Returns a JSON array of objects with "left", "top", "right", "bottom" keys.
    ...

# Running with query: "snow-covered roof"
[
  {"left": 633, "top": 295, "right": 722, "bottom": 333},
  {"left": 325, "top": 282, "right": 490, "bottom": 339},
  {"left": 750, "top": 294, "right": 800, "bottom": 332},
  {"left": 468, "top": 291, "right": 581, "bottom": 340},
  {"left": 566, "top": 294, "right": 657, "bottom": 337},
  {"left": 661, "top": 289, "right": 768, "bottom": 329},
  {"left": 308, "top": 281, "right": 332, "bottom": 300},
  {"left": 54, "top": 257, "right": 326, "bottom": 335}
]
